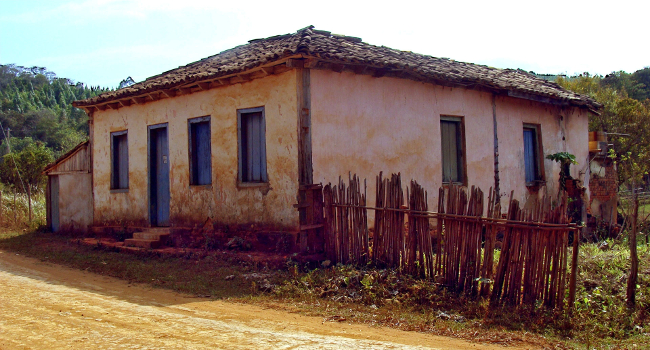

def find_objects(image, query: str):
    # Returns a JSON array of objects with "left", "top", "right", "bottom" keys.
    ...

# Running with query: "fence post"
[
  {"left": 13, "top": 186, "right": 16, "bottom": 224},
  {"left": 568, "top": 228, "right": 579, "bottom": 309}
]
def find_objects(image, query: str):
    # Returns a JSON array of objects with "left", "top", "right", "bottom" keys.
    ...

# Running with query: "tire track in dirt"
[{"left": 0, "top": 251, "right": 533, "bottom": 349}]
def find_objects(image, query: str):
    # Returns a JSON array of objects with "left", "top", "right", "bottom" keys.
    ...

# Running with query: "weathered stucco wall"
[
  {"left": 58, "top": 173, "right": 93, "bottom": 232},
  {"left": 589, "top": 158, "right": 617, "bottom": 222},
  {"left": 310, "top": 70, "right": 589, "bottom": 212},
  {"left": 91, "top": 70, "right": 299, "bottom": 230},
  {"left": 495, "top": 96, "right": 590, "bottom": 203}
]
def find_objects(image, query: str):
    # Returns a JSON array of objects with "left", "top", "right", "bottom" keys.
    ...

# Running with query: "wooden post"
[
  {"left": 627, "top": 192, "right": 639, "bottom": 308},
  {"left": 568, "top": 228, "right": 579, "bottom": 309},
  {"left": 492, "top": 95, "right": 501, "bottom": 204},
  {"left": 296, "top": 67, "right": 312, "bottom": 185},
  {"left": 27, "top": 184, "right": 32, "bottom": 224},
  {"left": 13, "top": 186, "right": 16, "bottom": 224}
]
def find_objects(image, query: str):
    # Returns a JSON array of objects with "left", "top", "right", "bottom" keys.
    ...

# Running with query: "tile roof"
[{"left": 74, "top": 26, "right": 601, "bottom": 111}]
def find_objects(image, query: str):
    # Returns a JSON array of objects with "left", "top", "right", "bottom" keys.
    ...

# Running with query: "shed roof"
[
  {"left": 42, "top": 140, "right": 89, "bottom": 174},
  {"left": 73, "top": 26, "right": 600, "bottom": 112}
]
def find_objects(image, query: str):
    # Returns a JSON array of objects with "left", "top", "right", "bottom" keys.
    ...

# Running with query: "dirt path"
[{"left": 0, "top": 250, "right": 537, "bottom": 349}]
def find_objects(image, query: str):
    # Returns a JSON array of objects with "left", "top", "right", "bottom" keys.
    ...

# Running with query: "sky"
[{"left": 1, "top": 0, "right": 648, "bottom": 88}]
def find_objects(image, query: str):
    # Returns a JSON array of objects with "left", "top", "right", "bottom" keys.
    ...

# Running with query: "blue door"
[
  {"left": 51, "top": 175, "right": 60, "bottom": 232},
  {"left": 149, "top": 124, "right": 170, "bottom": 226}
]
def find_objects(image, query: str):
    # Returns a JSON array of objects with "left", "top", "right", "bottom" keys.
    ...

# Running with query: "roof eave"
[
  {"left": 73, "top": 54, "right": 308, "bottom": 111},
  {"left": 42, "top": 140, "right": 89, "bottom": 174}
]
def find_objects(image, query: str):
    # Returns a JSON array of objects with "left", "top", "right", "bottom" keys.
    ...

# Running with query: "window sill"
[
  {"left": 442, "top": 181, "right": 466, "bottom": 187},
  {"left": 110, "top": 188, "right": 129, "bottom": 193},
  {"left": 526, "top": 180, "right": 546, "bottom": 187},
  {"left": 190, "top": 184, "right": 212, "bottom": 189},
  {"left": 237, "top": 182, "right": 270, "bottom": 189}
]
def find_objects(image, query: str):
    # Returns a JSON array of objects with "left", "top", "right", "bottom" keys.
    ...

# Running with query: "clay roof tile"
[{"left": 74, "top": 26, "right": 601, "bottom": 111}]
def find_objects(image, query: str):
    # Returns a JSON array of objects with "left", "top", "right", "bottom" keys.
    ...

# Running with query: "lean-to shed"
[{"left": 43, "top": 141, "right": 93, "bottom": 232}]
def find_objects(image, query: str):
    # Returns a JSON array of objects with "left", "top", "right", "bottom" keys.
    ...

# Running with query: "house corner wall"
[
  {"left": 91, "top": 70, "right": 300, "bottom": 231},
  {"left": 58, "top": 173, "right": 93, "bottom": 233},
  {"left": 588, "top": 157, "right": 618, "bottom": 223}
]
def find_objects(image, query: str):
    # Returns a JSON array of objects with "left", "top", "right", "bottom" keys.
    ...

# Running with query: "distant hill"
[
  {"left": 0, "top": 64, "right": 111, "bottom": 157},
  {"left": 533, "top": 67, "right": 650, "bottom": 103},
  {"left": 554, "top": 67, "right": 650, "bottom": 189}
]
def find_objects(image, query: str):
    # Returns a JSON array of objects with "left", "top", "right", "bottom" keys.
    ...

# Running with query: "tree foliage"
[
  {"left": 556, "top": 70, "right": 650, "bottom": 188},
  {"left": 0, "top": 64, "right": 110, "bottom": 157},
  {"left": 558, "top": 68, "right": 650, "bottom": 309},
  {"left": 601, "top": 68, "right": 650, "bottom": 102},
  {"left": 0, "top": 139, "right": 53, "bottom": 192}
]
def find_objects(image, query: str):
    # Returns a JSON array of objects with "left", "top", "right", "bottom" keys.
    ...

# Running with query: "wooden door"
[{"left": 149, "top": 125, "right": 170, "bottom": 226}]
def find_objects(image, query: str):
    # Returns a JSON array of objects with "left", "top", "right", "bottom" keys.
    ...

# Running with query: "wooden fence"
[{"left": 322, "top": 172, "right": 580, "bottom": 309}]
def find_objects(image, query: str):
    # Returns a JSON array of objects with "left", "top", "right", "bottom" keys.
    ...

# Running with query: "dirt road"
[{"left": 0, "top": 250, "right": 534, "bottom": 349}]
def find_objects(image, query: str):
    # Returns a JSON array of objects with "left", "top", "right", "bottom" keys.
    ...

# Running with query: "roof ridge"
[
  {"left": 73, "top": 26, "right": 601, "bottom": 111},
  {"left": 296, "top": 25, "right": 314, "bottom": 54}
]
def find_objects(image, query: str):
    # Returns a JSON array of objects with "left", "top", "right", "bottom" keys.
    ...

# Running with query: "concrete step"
[
  {"left": 133, "top": 231, "right": 170, "bottom": 241},
  {"left": 143, "top": 227, "right": 171, "bottom": 234},
  {"left": 124, "top": 238, "right": 163, "bottom": 249}
]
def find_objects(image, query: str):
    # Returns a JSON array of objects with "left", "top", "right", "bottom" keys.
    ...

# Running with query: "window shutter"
[
  {"left": 238, "top": 108, "right": 267, "bottom": 183},
  {"left": 195, "top": 121, "right": 211, "bottom": 185},
  {"left": 111, "top": 132, "right": 129, "bottom": 190},
  {"left": 523, "top": 128, "right": 537, "bottom": 183},
  {"left": 441, "top": 120, "right": 460, "bottom": 183},
  {"left": 118, "top": 135, "right": 129, "bottom": 188}
]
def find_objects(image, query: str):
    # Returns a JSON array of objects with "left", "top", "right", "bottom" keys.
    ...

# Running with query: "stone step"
[
  {"left": 143, "top": 227, "right": 171, "bottom": 234},
  {"left": 133, "top": 231, "right": 170, "bottom": 241},
  {"left": 124, "top": 238, "right": 163, "bottom": 249}
]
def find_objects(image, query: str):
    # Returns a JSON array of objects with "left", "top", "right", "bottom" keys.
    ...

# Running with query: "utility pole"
[
  {"left": 0, "top": 127, "right": 5, "bottom": 225},
  {"left": 6, "top": 127, "right": 16, "bottom": 224}
]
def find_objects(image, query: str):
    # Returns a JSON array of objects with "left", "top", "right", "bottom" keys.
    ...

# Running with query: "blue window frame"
[
  {"left": 440, "top": 116, "right": 465, "bottom": 184},
  {"left": 523, "top": 124, "right": 543, "bottom": 184},
  {"left": 188, "top": 116, "right": 212, "bottom": 186},
  {"left": 111, "top": 130, "right": 129, "bottom": 190},
  {"left": 237, "top": 107, "right": 267, "bottom": 183}
]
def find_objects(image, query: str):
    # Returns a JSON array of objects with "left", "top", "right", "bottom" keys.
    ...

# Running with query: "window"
[
  {"left": 523, "top": 124, "right": 543, "bottom": 184},
  {"left": 188, "top": 116, "right": 212, "bottom": 185},
  {"left": 238, "top": 107, "right": 267, "bottom": 183},
  {"left": 440, "top": 117, "right": 465, "bottom": 184},
  {"left": 111, "top": 130, "right": 129, "bottom": 190}
]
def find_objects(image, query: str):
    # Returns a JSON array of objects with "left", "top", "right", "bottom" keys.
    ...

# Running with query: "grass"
[
  {"left": 269, "top": 240, "right": 650, "bottom": 349},
  {"left": 0, "top": 189, "right": 46, "bottom": 231},
  {"left": 1, "top": 228, "right": 650, "bottom": 349},
  {"left": 0, "top": 229, "right": 286, "bottom": 298}
]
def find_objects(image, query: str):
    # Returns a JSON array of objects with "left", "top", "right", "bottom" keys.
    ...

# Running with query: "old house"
[{"left": 71, "top": 26, "right": 599, "bottom": 244}]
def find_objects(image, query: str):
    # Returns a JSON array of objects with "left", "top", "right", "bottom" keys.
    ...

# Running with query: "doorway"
[
  {"left": 149, "top": 124, "right": 170, "bottom": 226},
  {"left": 50, "top": 175, "right": 60, "bottom": 232}
]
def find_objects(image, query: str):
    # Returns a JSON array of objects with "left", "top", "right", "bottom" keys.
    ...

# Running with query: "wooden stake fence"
[
  {"left": 373, "top": 172, "right": 405, "bottom": 268},
  {"left": 407, "top": 180, "right": 434, "bottom": 278},
  {"left": 323, "top": 174, "right": 369, "bottom": 265},
  {"left": 321, "top": 172, "right": 580, "bottom": 309}
]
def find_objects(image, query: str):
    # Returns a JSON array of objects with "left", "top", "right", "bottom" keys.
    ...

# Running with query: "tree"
[
  {"left": 557, "top": 76, "right": 650, "bottom": 187},
  {"left": 558, "top": 73, "right": 650, "bottom": 309},
  {"left": 0, "top": 139, "right": 53, "bottom": 222}
]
